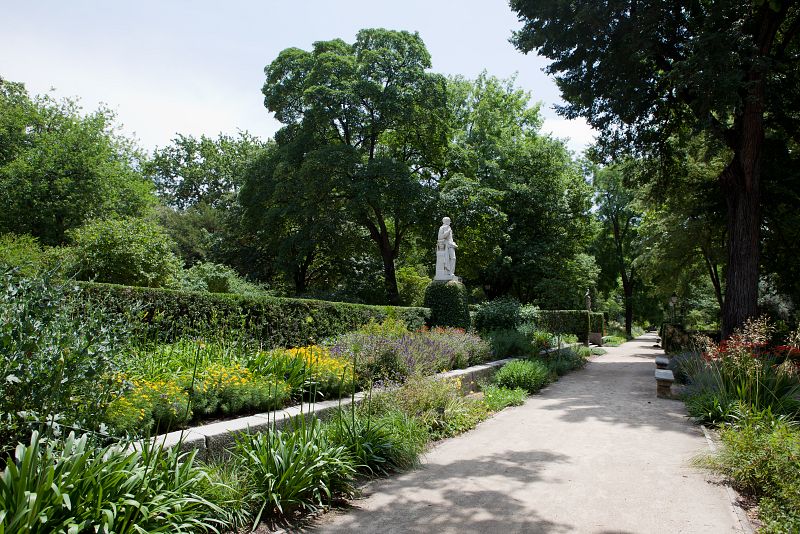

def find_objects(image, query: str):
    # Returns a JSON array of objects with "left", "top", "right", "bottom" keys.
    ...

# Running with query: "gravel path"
[{"left": 308, "top": 333, "right": 745, "bottom": 534}]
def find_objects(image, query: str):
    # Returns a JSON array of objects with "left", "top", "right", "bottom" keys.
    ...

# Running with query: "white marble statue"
[{"left": 435, "top": 216, "right": 458, "bottom": 280}]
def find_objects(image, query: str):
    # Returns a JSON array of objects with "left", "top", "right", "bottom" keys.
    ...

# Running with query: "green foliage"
[
  {"left": 423, "top": 280, "right": 470, "bottom": 329},
  {"left": 481, "top": 385, "right": 527, "bottom": 411},
  {"left": 487, "top": 329, "right": 533, "bottom": 358},
  {"left": 234, "top": 420, "right": 355, "bottom": 523},
  {"left": 0, "top": 233, "right": 45, "bottom": 277},
  {"left": 70, "top": 217, "right": 182, "bottom": 288},
  {"left": 699, "top": 409, "right": 800, "bottom": 533},
  {"left": 324, "top": 408, "right": 427, "bottom": 476},
  {"left": 365, "top": 376, "right": 488, "bottom": 440},
  {"left": 533, "top": 310, "right": 591, "bottom": 344},
  {"left": 589, "top": 312, "right": 605, "bottom": 334},
  {"left": 0, "top": 271, "right": 125, "bottom": 456},
  {"left": 0, "top": 79, "right": 154, "bottom": 245},
  {"left": 76, "top": 281, "right": 430, "bottom": 346},
  {"left": 0, "top": 431, "right": 226, "bottom": 533},
  {"left": 493, "top": 359, "right": 550, "bottom": 394},
  {"left": 546, "top": 348, "right": 588, "bottom": 377},
  {"left": 473, "top": 296, "right": 521, "bottom": 332},
  {"left": 182, "top": 261, "right": 267, "bottom": 295},
  {"left": 259, "top": 29, "right": 450, "bottom": 302},
  {"left": 602, "top": 335, "right": 626, "bottom": 347},
  {"left": 397, "top": 266, "right": 430, "bottom": 307}
]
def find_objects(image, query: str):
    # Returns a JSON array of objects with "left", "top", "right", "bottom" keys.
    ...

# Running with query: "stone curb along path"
[{"left": 309, "top": 334, "right": 748, "bottom": 534}]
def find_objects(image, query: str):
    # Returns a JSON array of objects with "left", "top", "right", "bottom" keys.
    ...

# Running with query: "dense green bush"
[
  {"left": 396, "top": 266, "right": 430, "bottom": 307},
  {"left": 546, "top": 348, "right": 588, "bottom": 377},
  {"left": 423, "top": 280, "right": 470, "bottom": 329},
  {"left": 473, "top": 297, "right": 521, "bottom": 332},
  {"left": 493, "top": 360, "right": 550, "bottom": 394},
  {"left": 0, "top": 233, "right": 45, "bottom": 276},
  {"left": 70, "top": 217, "right": 182, "bottom": 288},
  {"left": 77, "top": 281, "right": 429, "bottom": 346},
  {"left": 487, "top": 328, "right": 533, "bottom": 358},
  {"left": 533, "top": 310, "right": 591, "bottom": 344},
  {"left": 0, "top": 271, "right": 126, "bottom": 455},
  {"left": 181, "top": 261, "right": 267, "bottom": 295}
]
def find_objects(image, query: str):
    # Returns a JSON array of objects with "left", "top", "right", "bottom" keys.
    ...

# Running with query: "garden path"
[{"left": 309, "top": 333, "right": 746, "bottom": 534}]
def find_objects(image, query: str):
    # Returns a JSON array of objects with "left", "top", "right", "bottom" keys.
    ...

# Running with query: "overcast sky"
[{"left": 1, "top": 0, "right": 595, "bottom": 154}]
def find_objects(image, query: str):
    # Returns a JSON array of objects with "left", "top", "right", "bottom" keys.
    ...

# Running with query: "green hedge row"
[
  {"left": 589, "top": 312, "right": 605, "bottom": 335},
  {"left": 533, "top": 310, "right": 591, "bottom": 344},
  {"left": 77, "top": 282, "right": 430, "bottom": 347}
]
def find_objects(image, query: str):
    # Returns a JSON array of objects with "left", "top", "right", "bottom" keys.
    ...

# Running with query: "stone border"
[{"left": 147, "top": 345, "right": 577, "bottom": 460}]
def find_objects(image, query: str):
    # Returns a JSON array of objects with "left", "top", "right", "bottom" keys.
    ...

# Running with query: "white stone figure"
[{"left": 435, "top": 216, "right": 458, "bottom": 281}]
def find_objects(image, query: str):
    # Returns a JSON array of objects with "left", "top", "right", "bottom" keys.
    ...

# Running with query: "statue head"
[{"left": 442, "top": 216, "right": 451, "bottom": 226}]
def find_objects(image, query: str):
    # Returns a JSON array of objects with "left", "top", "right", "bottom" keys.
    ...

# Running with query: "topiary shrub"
[
  {"left": 423, "top": 280, "right": 470, "bottom": 329},
  {"left": 473, "top": 297, "right": 522, "bottom": 332}
]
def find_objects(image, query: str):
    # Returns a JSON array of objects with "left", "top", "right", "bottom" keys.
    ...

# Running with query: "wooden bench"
[{"left": 655, "top": 369, "right": 674, "bottom": 398}]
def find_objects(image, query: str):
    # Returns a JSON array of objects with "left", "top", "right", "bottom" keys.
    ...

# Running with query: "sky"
[{"left": 1, "top": 0, "right": 595, "bottom": 154}]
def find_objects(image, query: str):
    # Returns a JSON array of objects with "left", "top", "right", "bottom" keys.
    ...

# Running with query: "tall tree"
[
  {"left": 261, "top": 29, "right": 449, "bottom": 303},
  {"left": 510, "top": 1, "right": 800, "bottom": 336},
  {"left": 594, "top": 164, "right": 642, "bottom": 336},
  {"left": 0, "top": 78, "right": 154, "bottom": 245}
]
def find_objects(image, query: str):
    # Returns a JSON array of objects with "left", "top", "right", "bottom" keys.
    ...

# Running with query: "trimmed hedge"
[
  {"left": 533, "top": 310, "right": 591, "bottom": 344},
  {"left": 76, "top": 282, "right": 430, "bottom": 347},
  {"left": 423, "top": 280, "right": 470, "bottom": 329},
  {"left": 589, "top": 312, "right": 605, "bottom": 335}
]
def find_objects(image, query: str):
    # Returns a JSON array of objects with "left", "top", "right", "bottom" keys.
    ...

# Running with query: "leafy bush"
[
  {"left": 0, "top": 233, "right": 45, "bottom": 276},
  {"left": 397, "top": 265, "right": 430, "bottom": 307},
  {"left": 493, "top": 360, "right": 550, "bottom": 394},
  {"left": 533, "top": 310, "right": 591, "bottom": 344},
  {"left": 518, "top": 324, "right": 553, "bottom": 354},
  {"left": 0, "top": 271, "right": 126, "bottom": 455},
  {"left": 699, "top": 409, "right": 800, "bottom": 533},
  {"left": 602, "top": 335, "right": 626, "bottom": 347},
  {"left": 323, "top": 408, "right": 427, "bottom": 475},
  {"left": 473, "top": 297, "right": 521, "bottom": 332},
  {"left": 487, "top": 328, "right": 533, "bottom": 358},
  {"left": 77, "top": 280, "right": 430, "bottom": 346},
  {"left": 70, "top": 217, "right": 183, "bottom": 288},
  {"left": 589, "top": 312, "right": 605, "bottom": 334},
  {"left": 684, "top": 390, "right": 736, "bottom": 425},
  {"left": 481, "top": 385, "right": 527, "bottom": 411},
  {"left": 365, "top": 376, "right": 488, "bottom": 440},
  {"left": 234, "top": 420, "right": 355, "bottom": 523},
  {"left": 182, "top": 261, "right": 267, "bottom": 295},
  {"left": 423, "top": 280, "right": 470, "bottom": 329},
  {"left": 546, "top": 348, "right": 588, "bottom": 377},
  {"left": 0, "top": 431, "right": 226, "bottom": 533}
]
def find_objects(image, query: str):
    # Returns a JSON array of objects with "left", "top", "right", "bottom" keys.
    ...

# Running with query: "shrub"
[
  {"left": 487, "top": 328, "right": 533, "bottom": 358},
  {"left": 365, "top": 376, "right": 488, "bottom": 440},
  {"left": 323, "top": 408, "right": 427, "bottom": 475},
  {"left": 0, "top": 432, "right": 227, "bottom": 533},
  {"left": 546, "top": 348, "right": 588, "bottom": 377},
  {"left": 234, "top": 420, "right": 355, "bottom": 522},
  {"left": 0, "top": 271, "right": 126, "bottom": 455},
  {"left": 473, "top": 297, "right": 521, "bottom": 332},
  {"left": 397, "top": 265, "right": 430, "bottom": 307},
  {"left": 602, "top": 335, "right": 626, "bottom": 347},
  {"left": 699, "top": 409, "right": 800, "bottom": 533},
  {"left": 518, "top": 324, "right": 553, "bottom": 354},
  {"left": 533, "top": 310, "right": 591, "bottom": 344},
  {"left": 182, "top": 261, "right": 267, "bottom": 295},
  {"left": 77, "top": 281, "right": 430, "bottom": 346},
  {"left": 481, "top": 385, "right": 527, "bottom": 411},
  {"left": 70, "top": 217, "right": 182, "bottom": 288},
  {"left": 493, "top": 360, "right": 550, "bottom": 394},
  {"left": 589, "top": 312, "right": 605, "bottom": 334},
  {"left": 423, "top": 280, "right": 470, "bottom": 329},
  {"left": 0, "top": 233, "right": 45, "bottom": 276}
]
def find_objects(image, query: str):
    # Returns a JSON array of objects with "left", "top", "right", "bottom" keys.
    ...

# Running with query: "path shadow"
[{"left": 307, "top": 449, "right": 574, "bottom": 533}]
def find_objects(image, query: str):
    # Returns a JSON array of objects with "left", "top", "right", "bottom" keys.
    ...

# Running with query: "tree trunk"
[
  {"left": 622, "top": 276, "right": 633, "bottom": 338},
  {"left": 381, "top": 247, "right": 400, "bottom": 305},
  {"left": 721, "top": 160, "right": 760, "bottom": 338}
]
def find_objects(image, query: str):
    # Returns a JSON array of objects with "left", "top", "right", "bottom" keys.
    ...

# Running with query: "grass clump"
[
  {"left": 493, "top": 359, "right": 550, "bottom": 394},
  {"left": 481, "top": 384, "right": 527, "bottom": 411},
  {"left": 697, "top": 408, "right": 800, "bottom": 533}
]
